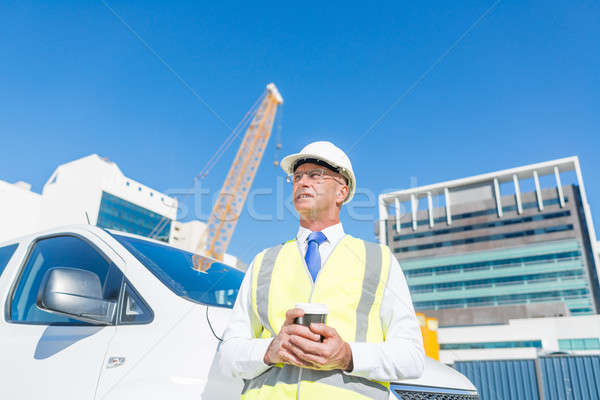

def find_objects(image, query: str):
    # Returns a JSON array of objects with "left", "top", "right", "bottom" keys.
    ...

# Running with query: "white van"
[{"left": 0, "top": 225, "right": 478, "bottom": 399}]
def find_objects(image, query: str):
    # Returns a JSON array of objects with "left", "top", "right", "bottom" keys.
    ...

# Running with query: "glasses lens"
[
  {"left": 309, "top": 170, "right": 325, "bottom": 180},
  {"left": 289, "top": 169, "right": 329, "bottom": 184}
]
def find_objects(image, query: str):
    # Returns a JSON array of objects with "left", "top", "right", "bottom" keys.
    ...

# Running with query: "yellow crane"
[{"left": 193, "top": 83, "right": 283, "bottom": 271}]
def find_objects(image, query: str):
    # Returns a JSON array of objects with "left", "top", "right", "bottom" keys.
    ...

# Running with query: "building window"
[
  {"left": 394, "top": 224, "right": 574, "bottom": 253},
  {"left": 96, "top": 191, "right": 171, "bottom": 242},
  {"left": 569, "top": 307, "right": 594, "bottom": 315},
  {"left": 393, "top": 211, "right": 571, "bottom": 242},
  {"left": 558, "top": 338, "right": 600, "bottom": 350},
  {"left": 409, "top": 270, "right": 585, "bottom": 293},
  {"left": 441, "top": 340, "right": 542, "bottom": 350},
  {"left": 413, "top": 288, "right": 591, "bottom": 313},
  {"left": 404, "top": 250, "right": 581, "bottom": 278}
]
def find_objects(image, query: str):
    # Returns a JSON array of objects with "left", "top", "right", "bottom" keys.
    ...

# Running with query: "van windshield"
[{"left": 111, "top": 233, "right": 244, "bottom": 308}]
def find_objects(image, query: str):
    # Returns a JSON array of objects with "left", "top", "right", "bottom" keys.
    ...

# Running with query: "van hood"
[{"left": 393, "top": 357, "right": 477, "bottom": 392}]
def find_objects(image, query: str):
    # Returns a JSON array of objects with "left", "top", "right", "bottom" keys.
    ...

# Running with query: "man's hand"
[
  {"left": 288, "top": 323, "right": 353, "bottom": 371},
  {"left": 263, "top": 308, "right": 322, "bottom": 367}
]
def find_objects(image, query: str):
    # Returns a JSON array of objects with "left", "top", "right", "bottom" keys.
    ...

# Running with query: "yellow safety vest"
[{"left": 241, "top": 234, "right": 391, "bottom": 400}]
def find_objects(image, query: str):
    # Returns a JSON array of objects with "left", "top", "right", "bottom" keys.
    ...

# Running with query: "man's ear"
[{"left": 337, "top": 185, "right": 349, "bottom": 204}]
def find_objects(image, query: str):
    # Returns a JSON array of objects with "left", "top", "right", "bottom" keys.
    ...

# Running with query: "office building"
[{"left": 378, "top": 157, "right": 600, "bottom": 325}]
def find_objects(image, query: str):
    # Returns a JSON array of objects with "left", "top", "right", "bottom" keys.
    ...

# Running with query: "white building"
[
  {"left": 1, "top": 154, "right": 177, "bottom": 243},
  {"left": 438, "top": 314, "right": 600, "bottom": 364},
  {"left": 0, "top": 154, "right": 243, "bottom": 268},
  {"left": 0, "top": 180, "right": 42, "bottom": 241}
]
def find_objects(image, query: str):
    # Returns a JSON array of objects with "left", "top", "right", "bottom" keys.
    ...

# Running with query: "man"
[{"left": 220, "top": 141, "right": 424, "bottom": 399}]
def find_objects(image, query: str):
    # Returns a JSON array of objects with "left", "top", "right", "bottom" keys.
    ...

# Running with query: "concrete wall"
[{"left": 424, "top": 302, "right": 569, "bottom": 327}]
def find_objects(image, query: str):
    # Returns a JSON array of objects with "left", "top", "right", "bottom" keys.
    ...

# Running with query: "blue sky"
[{"left": 1, "top": 1, "right": 599, "bottom": 263}]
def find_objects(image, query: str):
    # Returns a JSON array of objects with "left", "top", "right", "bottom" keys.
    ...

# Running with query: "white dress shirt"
[{"left": 219, "top": 222, "right": 425, "bottom": 382}]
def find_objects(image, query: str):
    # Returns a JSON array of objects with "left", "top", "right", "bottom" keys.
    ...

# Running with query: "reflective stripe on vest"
[
  {"left": 244, "top": 235, "right": 391, "bottom": 400},
  {"left": 241, "top": 365, "right": 389, "bottom": 400}
]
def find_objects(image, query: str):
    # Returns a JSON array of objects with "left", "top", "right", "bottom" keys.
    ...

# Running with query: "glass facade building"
[
  {"left": 379, "top": 158, "right": 600, "bottom": 326},
  {"left": 96, "top": 191, "right": 172, "bottom": 242},
  {"left": 404, "top": 236, "right": 593, "bottom": 316}
]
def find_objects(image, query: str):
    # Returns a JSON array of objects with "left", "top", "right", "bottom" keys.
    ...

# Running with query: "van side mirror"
[{"left": 36, "top": 267, "right": 116, "bottom": 325}]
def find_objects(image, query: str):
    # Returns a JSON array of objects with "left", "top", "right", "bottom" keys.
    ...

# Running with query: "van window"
[
  {"left": 0, "top": 244, "right": 18, "bottom": 277},
  {"left": 119, "top": 281, "right": 153, "bottom": 324},
  {"left": 10, "top": 236, "right": 123, "bottom": 325},
  {"left": 111, "top": 233, "right": 243, "bottom": 308}
]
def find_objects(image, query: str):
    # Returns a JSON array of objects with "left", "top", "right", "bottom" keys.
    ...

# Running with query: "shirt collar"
[{"left": 297, "top": 222, "right": 345, "bottom": 244}]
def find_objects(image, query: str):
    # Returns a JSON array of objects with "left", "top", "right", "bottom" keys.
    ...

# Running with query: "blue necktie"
[{"left": 305, "top": 231, "right": 327, "bottom": 282}]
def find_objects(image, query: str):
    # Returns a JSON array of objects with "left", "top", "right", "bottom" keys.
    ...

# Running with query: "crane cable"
[
  {"left": 273, "top": 104, "right": 283, "bottom": 166},
  {"left": 147, "top": 89, "right": 269, "bottom": 242},
  {"left": 195, "top": 90, "right": 266, "bottom": 182}
]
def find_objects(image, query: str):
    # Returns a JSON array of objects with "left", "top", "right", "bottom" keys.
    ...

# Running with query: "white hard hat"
[{"left": 280, "top": 141, "right": 356, "bottom": 204}]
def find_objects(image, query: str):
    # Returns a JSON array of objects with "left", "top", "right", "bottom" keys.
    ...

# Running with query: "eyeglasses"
[{"left": 286, "top": 168, "right": 345, "bottom": 185}]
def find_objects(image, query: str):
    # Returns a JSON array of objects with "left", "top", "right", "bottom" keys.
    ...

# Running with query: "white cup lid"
[{"left": 295, "top": 303, "right": 328, "bottom": 314}]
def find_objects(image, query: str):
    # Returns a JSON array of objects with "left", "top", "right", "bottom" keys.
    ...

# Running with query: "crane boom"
[{"left": 193, "top": 83, "right": 283, "bottom": 271}]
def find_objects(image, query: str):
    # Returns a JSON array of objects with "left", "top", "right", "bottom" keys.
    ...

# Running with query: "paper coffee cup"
[{"left": 294, "top": 303, "right": 328, "bottom": 327}]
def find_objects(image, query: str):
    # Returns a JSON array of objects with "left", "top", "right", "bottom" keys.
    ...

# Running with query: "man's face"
[{"left": 292, "top": 162, "right": 348, "bottom": 218}]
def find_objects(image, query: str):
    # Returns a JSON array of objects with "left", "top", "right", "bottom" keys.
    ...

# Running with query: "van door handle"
[{"left": 107, "top": 357, "right": 125, "bottom": 368}]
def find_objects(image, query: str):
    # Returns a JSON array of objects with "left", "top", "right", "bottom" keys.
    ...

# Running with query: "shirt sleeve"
[
  {"left": 345, "top": 250, "right": 425, "bottom": 381},
  {"left": 218, "top": 257, "right": 273, "bottom": 379}
]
